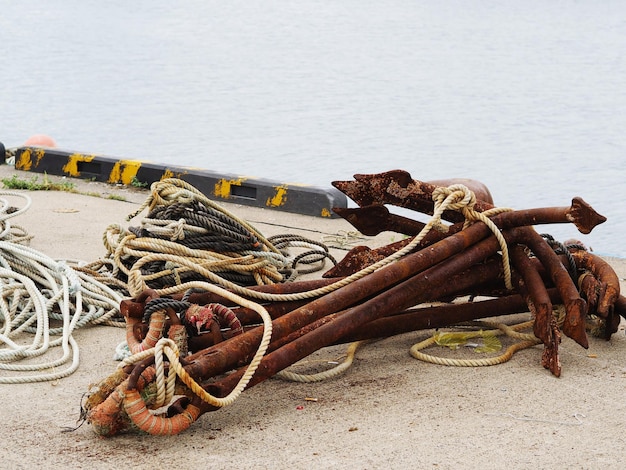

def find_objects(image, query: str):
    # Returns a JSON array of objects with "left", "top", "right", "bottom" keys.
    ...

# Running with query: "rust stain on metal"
[{"left": 85, "top": 169, "right": 623, "bottom": 437}]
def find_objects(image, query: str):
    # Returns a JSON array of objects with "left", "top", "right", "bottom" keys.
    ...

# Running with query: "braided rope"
[
  {"left": 119, "top": 279, "right": 272, "bottom": 408},
  {"left": 0, "top": 191, "right": 34, "bottom": 244},
  {"left": 1, "top": 191, "right": 124, "bottom": 384},
  {"left": 432, "top": 184, "right": 514, "bottom": 290},
  {"left": 153, "top": 337, "right": 179, "bottom": 408},
  {"left": 275, "top": 341, "right": 364, "bottom": 383},
  {"left": 101, "top": 179, "right": 302, "bottom": 293},
  {"left": 410, "top": 320, "right": 541, "bottom": 367},
  {"left": 541, "top": 233, "right": 578, "bottom": 280},
  {"left": 127, "top": 178, "right": 280, "bottom": 255}
]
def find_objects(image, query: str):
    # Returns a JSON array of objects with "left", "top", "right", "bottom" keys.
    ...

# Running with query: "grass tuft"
[{"left": 1, "top": 173, "right": 76, "bottom": 192}]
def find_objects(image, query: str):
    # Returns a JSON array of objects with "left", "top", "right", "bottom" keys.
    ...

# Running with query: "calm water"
[{"left": 1, "top": 1, "right": 625, "bottom": 256}]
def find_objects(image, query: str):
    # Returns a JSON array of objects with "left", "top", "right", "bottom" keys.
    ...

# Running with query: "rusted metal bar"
[
  {"left": 509, "top": 244, "right": 554, "bottom": 341},
  {"left": 614, "top": 295, "right": 626, "bottom": 323},
  {"left": 339, "top": 288, "right": 563, "bottom": 343},
  {"left": 381, "top": 225, "right": 592, "bottom": 360},
  {"left": 570, "top": 249, "right": 621, "bottom": 339},
  {"left": 323, "top": 232, "right": 456, "bottom": 278},
  {"left": 182, "top": 219, "right": 497, "bottom": 383},
  {"left": 570, "top": 249, "right": 620, "bottom": 318},
  {"left": 120, "top": 289, "right": 160, "bottom": 319},
  {"left": 489, "top": 199, "right": 606, "bottom": 235},
  {"left": 426, "top": 177, "right": 494, "bottom": 204},
  {"left": 509, "top": 244, "right": 561, "bottom": 376},
  {"left": 323, "top": 245, "right": 391, "bottom": 278},
  {"left": 333, "top": 171, "right": 606, "bottom": 235},
  {"left": 327, "top": 198, "right": 606, "bottom": 278},
  {"left": 203, "top": 235, "right": 506, "bottom": 399},
  {"left": 333, "top": 196, "right": 605, "bottom": 238},
  {"left": 268, "top": 254, "right": 508, "bottom": 352},
  {"left": 332, "top": 174, "right": 594, "bottom": 350},
  {"left": 605, "top": 295, "right": 626, "bottom": 338},
  {"left": 514, "top": 227, "right": 588, "bottom": 348},
  {"left": 230, "top": 300, "right": 312, "bottom": 325},
  {"left": 207, "top": 227, "right": 594, "bottom": 397},
  {"left": 333, "top": 205, "right": 427, "bottom": 236}
]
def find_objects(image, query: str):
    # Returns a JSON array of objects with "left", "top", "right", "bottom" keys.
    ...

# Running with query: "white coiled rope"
[{"left": 1, "top": 191, "right": 124, "bottom": 384}]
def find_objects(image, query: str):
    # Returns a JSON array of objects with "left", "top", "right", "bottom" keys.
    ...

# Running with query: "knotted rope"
[
  {"left": 102, "top": 178, "right": 337, "bottom": 297},
  {"left": 118, "top": 279, "right": 273, "bottom": 409},
  {"left": 432, "top": 184, "right": 514, "bottom": 289}
]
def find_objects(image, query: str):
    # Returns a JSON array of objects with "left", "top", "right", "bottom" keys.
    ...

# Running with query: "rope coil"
[
  {"left": 98, "top": 179, "right": 344, "bottom": 299},
  {"left": 0, "top": 191, "right": 127, "bottom": 384},
  {"left": 1, "top": 192, "right": 125, "bottom": 384},
  {"left": 410, "top": 320, "right": 541, "bottom": 367}
]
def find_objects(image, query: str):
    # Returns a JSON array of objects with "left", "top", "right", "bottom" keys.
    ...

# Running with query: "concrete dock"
[{"left": 1, "top": 163, "right": 624, "bottom": 469}]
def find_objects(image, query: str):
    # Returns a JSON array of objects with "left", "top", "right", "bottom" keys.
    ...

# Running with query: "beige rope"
[
  {"left": 275, "top": 341, "right": 365, "bottom": 383},
  {"left": 432, "top": 185, "right": 514, "bottom": 289},
  {"left": 410, "top": 320, "right": 541, "bottom": 367},
  {"left": 119, "top": 280, "right": 272, "bottom": 408},
  {"left": 127, "top": 178, "right": 281, "bottom": 255}
]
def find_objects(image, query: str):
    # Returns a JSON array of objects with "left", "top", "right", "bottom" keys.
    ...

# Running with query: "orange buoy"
[{"left": 23, "top": 134, "right": 57, "bottom": 147}]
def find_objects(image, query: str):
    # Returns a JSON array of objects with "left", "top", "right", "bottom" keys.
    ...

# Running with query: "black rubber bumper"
[{"left": 14, "top": 147, "right": 347, "bottom": 218}]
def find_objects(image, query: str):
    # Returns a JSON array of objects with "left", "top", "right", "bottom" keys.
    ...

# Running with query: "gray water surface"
[{"left": 2, "top": 0, "right": 625, "bottom": 256}]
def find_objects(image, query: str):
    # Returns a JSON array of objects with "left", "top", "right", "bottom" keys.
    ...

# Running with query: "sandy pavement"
[{"left": 1, "top": 164, "right": 625, "bottom": 469}]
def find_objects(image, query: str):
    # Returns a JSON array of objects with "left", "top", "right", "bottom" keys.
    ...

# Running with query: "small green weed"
[
  {"left": 130, "top": 176, "right": 148, "bottom": 189},
  {"left": 1, "top": 174, "right": 76, "bottom": 192}
]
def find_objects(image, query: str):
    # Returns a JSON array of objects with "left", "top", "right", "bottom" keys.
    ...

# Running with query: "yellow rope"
[{"left": 410, "top": 320, "right": 541, "bottom": 367}]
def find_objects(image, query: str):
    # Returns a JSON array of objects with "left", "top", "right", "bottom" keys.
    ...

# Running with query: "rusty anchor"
[
  {"left": 328, "top": 188, "right": 606, "bottom": 278},
  {"left": 333, "top": 196, "right": 606, "bottom": 238},
  {"left": 330, "top": 172, "right": 609, "bottom": 361},
  {"left": 84, "top": 171, "right": 623, "bottom": 437}
]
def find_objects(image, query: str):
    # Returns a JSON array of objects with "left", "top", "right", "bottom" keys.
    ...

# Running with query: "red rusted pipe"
[
  {"left": 204, "top": 235, "right": 505, "bottom": 398},
  {"left": 182, "top": 220, "right": 497, "bottom": 382},
  {"left": 340, "top": 288, "right": 564, "bottom": 343},
  {"left": 509, "top": 244, "right": 561, "bottom": 376}
]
